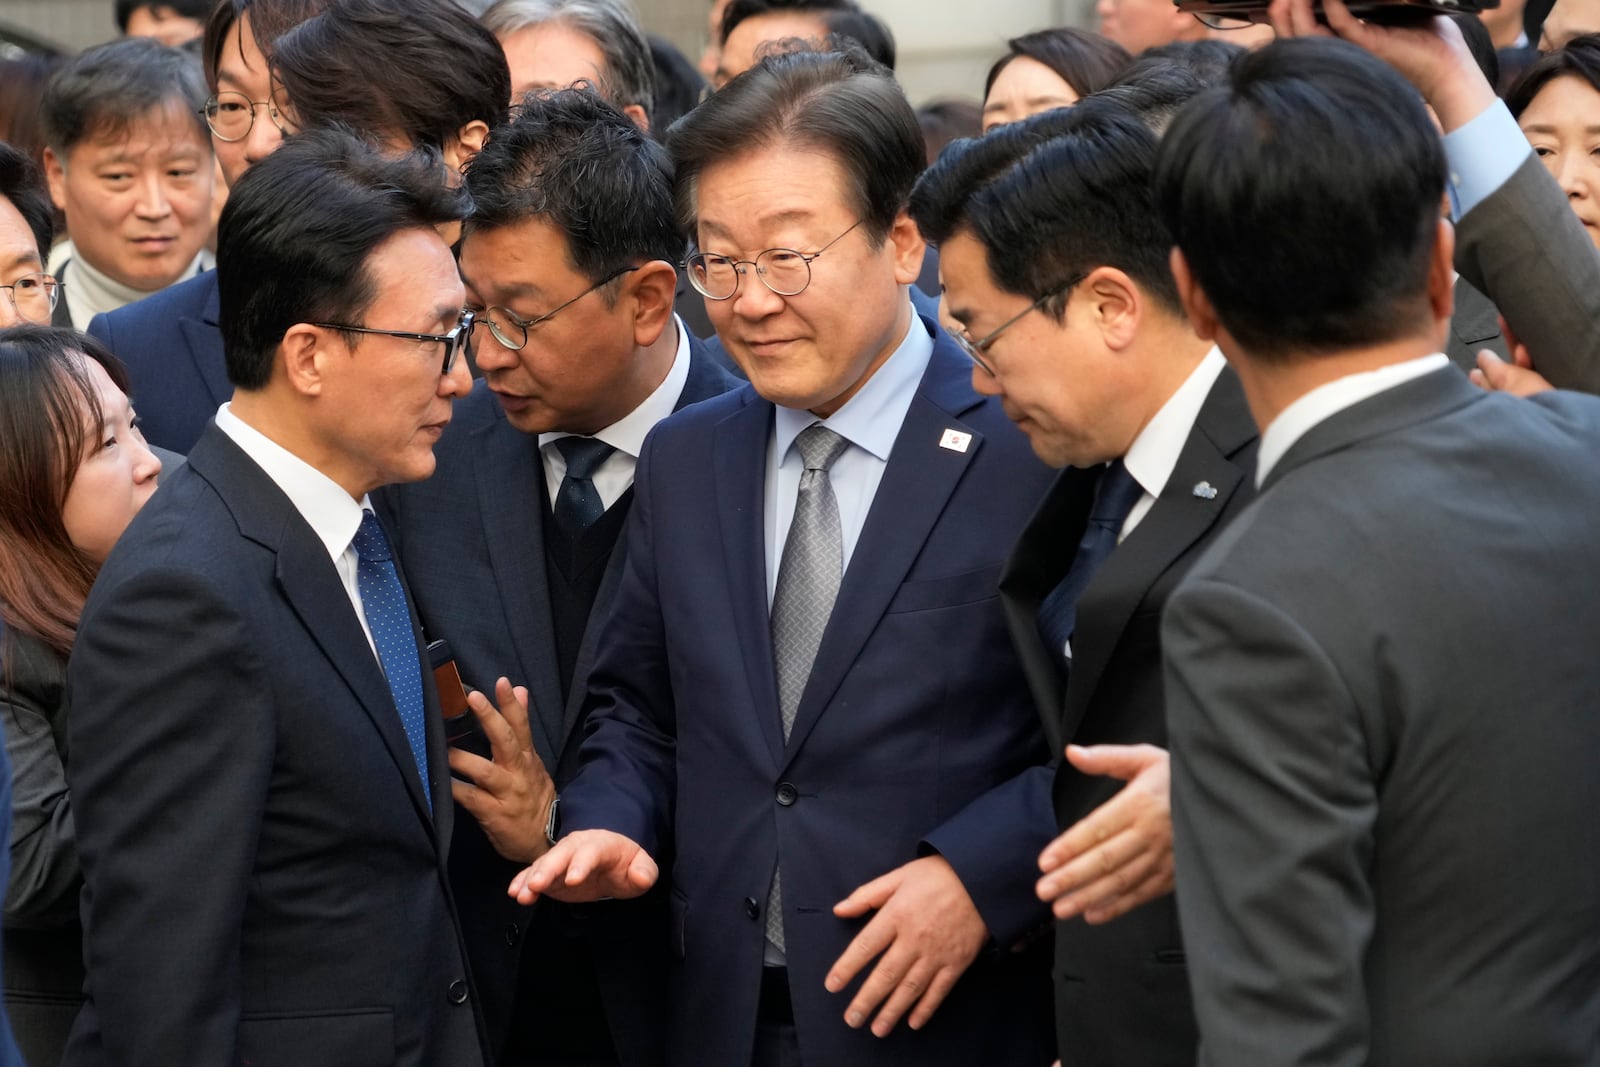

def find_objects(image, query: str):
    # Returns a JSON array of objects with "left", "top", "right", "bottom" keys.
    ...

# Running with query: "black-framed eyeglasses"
[
  {"left": 683, "top": 220, "right": 862, "bottom": 301},
  {"left": 201, "top": 91, "right": 293, "bottom": 142},
  {"left": 1188, "top": 9, "right": 1267, "bottom": 28},
  {"left": 0, "top": 272, "right": 59, "bottom": 323},
  {"left": 477, "top": 265, "right": 639, "bottom": 352},
  {"left": 954, "top": 274, "right": 1086, "bottom": 376},
  {"left": 311, "top": 308, "right": 476, "bottom": 376}
]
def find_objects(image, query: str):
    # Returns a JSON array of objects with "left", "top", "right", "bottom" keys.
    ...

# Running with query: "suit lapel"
[
  {"left": 180, "top": 277, "right": 233, "bottom": 409},
  {"left": 782, "top": 341, "right": 980, "bottom": 761},
  {"left": 473, "top": 413, "right": 566, "bottom": 764}
]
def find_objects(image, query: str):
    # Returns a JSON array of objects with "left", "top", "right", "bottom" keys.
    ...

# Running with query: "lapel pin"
[
  {"left": 1192, "top": 481, "right": 1218, "bottom": 500},
  {"left": 939, "top": 429, "right": 972, "bottom": 453}
]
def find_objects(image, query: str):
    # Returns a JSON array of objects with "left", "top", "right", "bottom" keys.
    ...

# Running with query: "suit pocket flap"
[
  {"left": 238, "top": 1006, "right": 394, "bottom": 1067},
  {"left": 886, "top": 564, "right": 1003, "bottom": 614}
]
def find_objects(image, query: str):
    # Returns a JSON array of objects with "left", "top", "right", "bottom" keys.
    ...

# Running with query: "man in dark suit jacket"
[
  {"left": 378, "top": 90, "right": 739, "bottom": 1067},
  {"left": 1157, "top": 36, "right": 1600, "bottom": 1064},
  {"left": 909, "top": 99, "right": 1254, "bottom": 1065},
  {"left": 64, "top": 130, "right": 489, "bottom": 1066},
  {"left": 513, "top": 49, "right": 1058, "bottom": 1067}
]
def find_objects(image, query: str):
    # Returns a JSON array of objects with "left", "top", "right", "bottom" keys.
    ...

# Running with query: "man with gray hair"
[{"left": 483, "top": 0, "right": 656, "bottom": 131}]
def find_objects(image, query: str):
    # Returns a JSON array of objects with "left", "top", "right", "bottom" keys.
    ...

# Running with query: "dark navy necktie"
[
  {"left": 351, "top": 510, "right": 431, "bottom": 811},
  {"left": 1036, "top": 460, "right": 1144, "bottom": 671},
  {"left": 553, "top": 436, "right": 616, "bottom": 535}
]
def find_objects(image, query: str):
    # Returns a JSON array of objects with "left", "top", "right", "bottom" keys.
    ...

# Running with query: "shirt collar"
[
  {"left": 1256, "top": 353, "right": 1450, "bottom": 486},
  {"left": 773, "top": 304, "right": 934, "bottom": 462},
  {"left": 214, "top": 402, "right": 370, "bottom": 563},
  {"left": 539, "top": 314, "right": 692, "bottom": 459},
  {"left": 1122, "top": 347, "right": 1227, "bottom": 501}
]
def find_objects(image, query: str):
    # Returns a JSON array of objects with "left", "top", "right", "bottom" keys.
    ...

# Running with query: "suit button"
[
  {"left": 504, "top": 922, "right": 520, "bottom": 947},
  {"left": 744, "top": 896, "right": 761, "bottom": 920},
  {"left": 447, "top": 979, "right": 469, "bottom": 1005},
  {"left": 775, "top": 782, "right": 798, "bottom": 806}
]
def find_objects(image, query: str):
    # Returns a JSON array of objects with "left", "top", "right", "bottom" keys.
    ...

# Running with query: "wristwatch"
[{"left": 544, "top": 795, "right": 561, "bottom": 848}]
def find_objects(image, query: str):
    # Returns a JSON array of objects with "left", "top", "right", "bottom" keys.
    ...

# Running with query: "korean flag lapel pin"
[{"left": 939, "top": 428, "right": 972, "bottom": 453}]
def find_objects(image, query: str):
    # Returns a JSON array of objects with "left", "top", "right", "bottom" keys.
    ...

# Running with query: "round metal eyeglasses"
[
  {"left": 683, "top": 220, "right": 862, "bottom": 301},
  {"left": 201, "top": 91, "right": 293, "bottom": 142},
  {"left": 477, "top": 265, "right": 639, "bottom": 352},
  {"left": 0, "top": 272, "right": 59, "bottom": 324}
]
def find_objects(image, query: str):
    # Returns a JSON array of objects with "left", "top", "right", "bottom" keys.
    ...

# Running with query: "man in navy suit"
[
  {"left": 513, "top": 47, "right": 1058, "bottom": 1067},
  {"left": 379, "top": 89, "right": 739, "bottom": 1067},
  {"left": 64, "top": 129, "right": 487, "bottom": 1066}
]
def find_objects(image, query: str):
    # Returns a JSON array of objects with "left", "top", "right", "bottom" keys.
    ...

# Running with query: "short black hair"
[
  {"left": 0, "top": 142, "right": 54, "bottom": 258},
  {"left": 914, "top": 97, "right": 1181, "bottom": 318},
  {"left": 821, "top": 10, "right": 895, "bottom": 70},
  {"left": 984, "top": 28, "right": 1132, "bottom": 102},
  {"left": 201, "top": 0, "right": 333, "bottom": 88},
  {"left": 1138, "top": 39, "right": 1245, "bottom": 86},
  {"left": 272, "top": 0, "right": 510, "bottom": 149},
  {"left": 217, "top": 125, "right": 470, "bottom": 390},
  {"left": 116, "top": 0, "right": 213, "bottom": 33},
  {"left": 669, "top": 44, "right": 921, "bottom": 244},
  {"left": 463, "top": 88, "right": 682, "bottom": 299},
  {"left": 649, "top": 34, "right": 707, "bottom": 136},
  {"left": 721, "top": 0, "right": 858, "bottom": 45},
  {"left": 1155, "top": 38, "right": 1445, "bottom": 360},
  {"left": 40, "top": 36, "right": 209, "bottom": 154},
  {"left": 1097, "top": 58, "right": 1208, "bottom": 134},
  {"left": 1507, "top": 31, "right": 1600, "bottom": 117}
]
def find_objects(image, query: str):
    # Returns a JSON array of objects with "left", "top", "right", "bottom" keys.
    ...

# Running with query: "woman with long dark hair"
[{"left": 0, "top": 325, "right": 161, "bottom": 1065}]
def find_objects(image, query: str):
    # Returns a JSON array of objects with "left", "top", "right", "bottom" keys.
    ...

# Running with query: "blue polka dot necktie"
[
  {"left": 553, "top": 436, "right": 617, "bottom": 535},
  {"left": 351, "top": 510, "right": 431, "bottom": 812}
]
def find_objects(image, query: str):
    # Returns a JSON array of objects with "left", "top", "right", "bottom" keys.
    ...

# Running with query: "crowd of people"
[{"left": 0, "top": 0, "right": 1596, "bottom": 1065}]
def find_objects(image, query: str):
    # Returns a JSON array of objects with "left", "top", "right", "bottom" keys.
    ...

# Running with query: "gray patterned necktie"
[{"left": 765, "top": 423, "right": 849, "bottom": 958}]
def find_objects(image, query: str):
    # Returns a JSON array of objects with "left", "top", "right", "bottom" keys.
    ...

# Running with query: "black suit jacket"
[
  {"left": 998, "top": 364, "right": 1259, "bottom": 1066},
  {"left": 378, "top": 335, "right": 738, "bottom": 1065},
  {"left": 65, "top": 426, "right": 486, "bottom": 1067}
]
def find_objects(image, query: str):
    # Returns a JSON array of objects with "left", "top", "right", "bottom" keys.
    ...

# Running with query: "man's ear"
[
  {"left": 280, "top": 323, "right": 330, "bottom": 398},
  {"left": 887, "top": 210, "right": 926, "bottom": 286},
  {"left": 627, "top": 259, "right": 679, "bottom": 347},
  {"left": 623, "top": 103, "right": 651, "bottom": 135},
  {"left": 43, "top": 147, "right": 67, "bottom": 213},
  {"left": 1080, "top": 267, "right": 1142, "bottom": 353},
  {"left": 1427, "top": 216, "right": 1456, "bottom": 327},
  {"left": 1169, "top": 247, "right": 1218, "bottom": 342},
  {"left": 443, "top": 120, "right": 491, "bottom": 173}
]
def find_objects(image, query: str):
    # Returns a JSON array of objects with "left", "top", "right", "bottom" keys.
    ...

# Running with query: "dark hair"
[
  {"left": 1507, "top": 31, "right": 1600, "bottom": 117},
  {"left": 914, "top": 98, "right": 1181, "bottom": 317},
  {"left": 0, "top": 141, "right": 55, "bottom": 258},
  {"left": 484, "top": 0, "right": 657, "bottom": 117},
  {"left": 1138, "top": 39, "right": 1245, "bottom": 86},
  {"left": 0, "top": 325, "right": 131, "bottom": 657},
  {"left": 821, "top": 10, "right": 895, "bottom": 70},
  {"left": 721, "top": 0, "right": 858, "bottom": 45},
  {"left": 649, "top": 34, "right": 708, "bottom": 136},
  {"left": 0, "top": 54, "right": 65, "bottom": 172},
  {"left": 1155, "top": 38, "right": 1446, "bottom": 360},
  {"left": 217, "top": 125, "right": 471, "bottom": 390},
  {"left": 669, "top": 44, "right": 922, "bottom": 244},
  {"left": 917, "top": 97, "right": 982, "bottom": 165},
  {"left": 984, "top": 28, "right": 1132, "bottom": 102},
  {"left": 1448, "top": 12, "right": 1500, "bottom": 90},
  {"left": 1096, "top": 58, "right": 1208, "bottom": 134},
  {"left": 115, "top": 0, "right": 213, "bottom": 33},
  {"left": 201, "top": 0, "right": 334, "bottom": 88},
  {"left": 464, "top": 89, "right": 682, "bottom": 299},
  {"left": 40, "top": 36, "right": 209, "bottom": 154},
  {"left": 272, "top": 0, "right": 510, "bottom": 149}
]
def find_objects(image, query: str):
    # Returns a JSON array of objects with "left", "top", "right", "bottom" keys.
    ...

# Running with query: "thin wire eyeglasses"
[
  {"left": 954, "top": 274, "right": 1086, "bottom": 376},
  {"left": 201, "top": 91, "right": 294, "bottom": 142},
  {"left": 477, "top": 265, "right": 640, "bottom": 352},
  {"left": 0, "top": 272, "right": 59, "bottom": 323},
  {"left": 310, "top": 309, "right": 476, "bottom": 376},
  {"left": 683, "top": 220, "right": 863, "bottom": 301}
]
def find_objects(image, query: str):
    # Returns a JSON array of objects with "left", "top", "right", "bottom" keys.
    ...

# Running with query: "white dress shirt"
[
  {"left": 764, "top": 306, "right": 934, "bottom": 604},
  {"left": 538, "top": 314, "right": 692, "bottom": 510},
  {"left": 1119, "top": 347, "right": 1228, "bottom": 541},
  {"left": 214, "top": 402, "right": 379, "bottom": 659},
  {"left": 1255, "top": 353, "right": 1450, "bottom": 486}
]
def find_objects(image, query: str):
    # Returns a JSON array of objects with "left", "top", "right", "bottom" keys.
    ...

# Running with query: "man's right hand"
[{"left": 507, "top": 829, "right": 658, "bottom": 905}]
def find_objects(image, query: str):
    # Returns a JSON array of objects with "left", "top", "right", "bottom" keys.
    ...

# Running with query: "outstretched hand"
[{"left": 507, "top": 829, "right": 658, "bottom": 905}]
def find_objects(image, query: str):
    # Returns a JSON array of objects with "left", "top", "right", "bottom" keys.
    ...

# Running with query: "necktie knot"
[
  {"left": 351, "top": 510, "right": 392, "bottom": 564},
  {"left": 795, "top": 424, "right": 848, "bottom": 473},
  {"left": 555, "top": 436, "right": 615, "bottom": 480},
  {"left": 1089, "top": 460, "right": 1143, "bottom": 528}
]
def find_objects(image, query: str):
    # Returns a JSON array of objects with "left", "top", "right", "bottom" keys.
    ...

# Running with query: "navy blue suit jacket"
[
  {"left": 378, "top": 335, "right": 739, "bottom": 1065},
  {"left": 562, "top": 319, "right": 1058, "bottom": 1067},
  {"left": 86, "top": 270, "right": 228, "bottom": 456}
]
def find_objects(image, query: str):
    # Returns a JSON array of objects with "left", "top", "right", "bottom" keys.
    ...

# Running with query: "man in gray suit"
[{"left": 1155, "top": 34, "right": 1600, "bottom": 1066}]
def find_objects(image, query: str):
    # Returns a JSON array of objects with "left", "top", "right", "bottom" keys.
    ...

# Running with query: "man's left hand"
[
  {"left": 826, "top": 854, "right": 988, "bottom": 1037},
  {"left": 449, "top": 676, "right": 556, "bottom": 864}
]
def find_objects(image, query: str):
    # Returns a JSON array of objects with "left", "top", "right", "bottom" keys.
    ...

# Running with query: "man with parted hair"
[
  {"left": 512, "top": 46, "right": 1058, "bottom": 1067},
  {"left": 1155, "top": 34, "right": 1600, "bottom": 1065},
  {"left": 483, "top": 0, "right": 656, "bottom": 130},
  {"left": 65, "top": 126, "right": 487, "bottom": 1067},
  {"left": 379, "top": 87, "right": 739, "bottom": 1067}
]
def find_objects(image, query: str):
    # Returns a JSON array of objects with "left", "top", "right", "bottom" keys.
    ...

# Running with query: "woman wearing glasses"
[{"left": 0, "top": 327, "right": 162, "bottom": 1066}]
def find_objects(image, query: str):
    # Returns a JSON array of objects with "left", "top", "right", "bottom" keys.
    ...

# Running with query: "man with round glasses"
[{"left": 0, "top": 144, "right": 61, "bottom": 329}]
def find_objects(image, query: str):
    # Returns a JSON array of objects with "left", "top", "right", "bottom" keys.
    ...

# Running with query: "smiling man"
[
  {"left": 64, "top": 128, "right": 485, "bottom": 1067},
  {"left": 40, "top": 37, "right": 214, "bottom": 332},
  {"left": 512, "top": 46, "right": 1057, "bottom": 1067}
]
